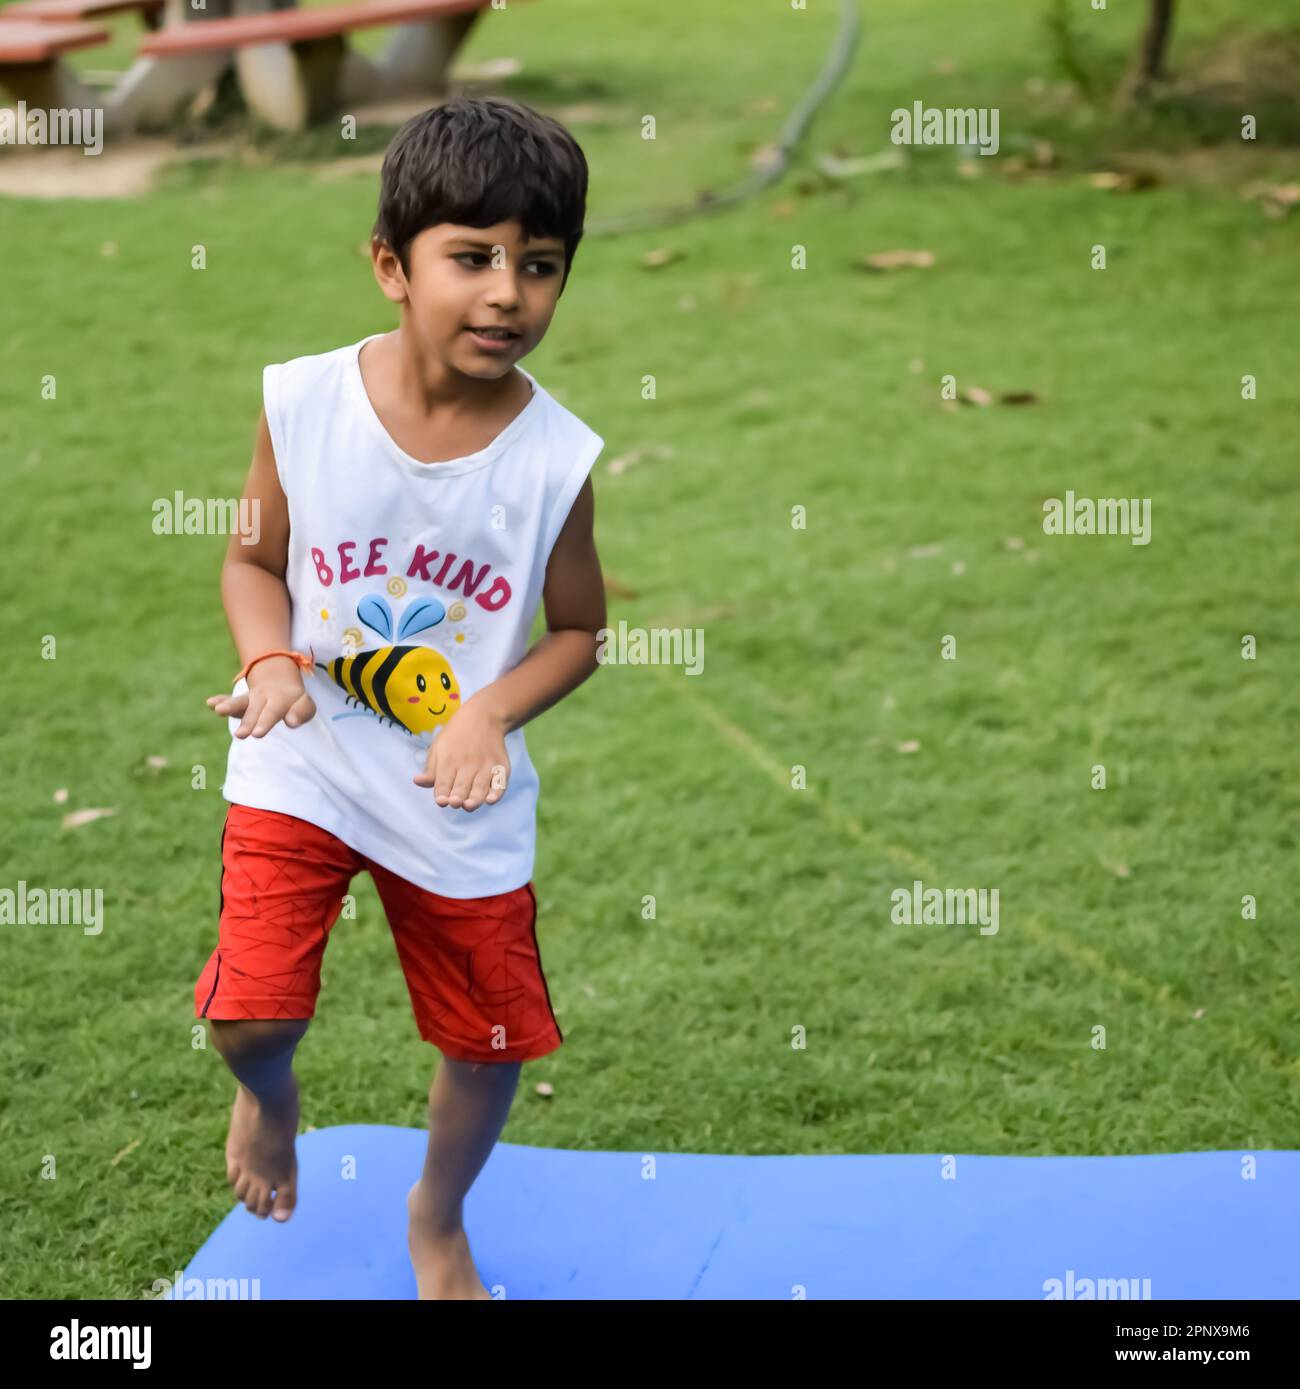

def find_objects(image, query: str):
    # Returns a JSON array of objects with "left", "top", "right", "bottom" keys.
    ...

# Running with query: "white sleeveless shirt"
[{"left": 221, "top": 334, "right": 605, "bottom": 899}]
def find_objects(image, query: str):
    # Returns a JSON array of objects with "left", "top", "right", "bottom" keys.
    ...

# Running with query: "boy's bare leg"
[
  {"left": 210, "top": 1018, "right": 309, "bottom": 1223},
  {"left": 407, "top": 1055, "right": 523, "bottom": 1300}
]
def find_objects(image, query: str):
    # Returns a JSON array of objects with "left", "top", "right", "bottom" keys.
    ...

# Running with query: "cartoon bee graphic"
[{"left": 317, "top": 593, "right": 461, "bottom": 737}]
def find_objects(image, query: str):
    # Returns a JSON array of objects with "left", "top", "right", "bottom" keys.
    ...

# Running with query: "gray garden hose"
[{"left": 583, "top": 0, "right": 862, "bottom": 236}]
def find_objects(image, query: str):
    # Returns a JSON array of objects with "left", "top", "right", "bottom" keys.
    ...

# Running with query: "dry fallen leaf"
[
  {"left": 859, "top": 249, "right": 935, "bottom": 271},
  {"left": 110, "top": 1139, "right": 140, "bottom": 1168},
  {"left": 607, "top": 444, "right": 674, "bottom": 476},
  {"left": 1089, "top": 169, "right": 1159, "bottom": 193},
  {"left": 749, "top": 142, "right": 783, "bottom": 173},
  {"left": 603, "top": 574, "right": 640, "bottom": 600},
  {"left": 61, "top": 807, "right": 117, "bottom": 830},
  {"left": 641, "top": 247, "right": 684, "bottom": 269},
  {"left": 816, "top": 149, "right": 906, "bottom": 180},
  {"left": 1241, "top": 182, "right": 1300, "bottom": 220},
  {"left": 460, "top": 57, "right": 523, "bottom": 81}
]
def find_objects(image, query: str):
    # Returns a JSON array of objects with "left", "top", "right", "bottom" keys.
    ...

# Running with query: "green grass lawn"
[{"left": 1, "top": 0, "right": 1299, "bottom": 1297}]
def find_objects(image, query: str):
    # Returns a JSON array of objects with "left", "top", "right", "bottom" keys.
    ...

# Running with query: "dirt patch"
[{"left": 0, "top": 137, "right": 194, "bottom": 199}]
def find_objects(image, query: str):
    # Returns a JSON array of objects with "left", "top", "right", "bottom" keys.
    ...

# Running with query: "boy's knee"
[{"left": 210, "top": 1017, "right": 309, "bottom": 1064}]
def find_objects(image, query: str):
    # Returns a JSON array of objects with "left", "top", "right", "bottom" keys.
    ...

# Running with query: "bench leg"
[
  {"left": 377, "top": 11, "right": 482, "bottom": 95},
  {"left": 107, "top": 53, "right": 232, "bottom": 134},
  {"left": 236, "top": 36, "right": 346, "bottom": 133},
  {"left": 338, "top": 48, "right": 383, "bottom": 107},
  {"left": 0, "top": 58, "right": 97, "bottom": 113}
]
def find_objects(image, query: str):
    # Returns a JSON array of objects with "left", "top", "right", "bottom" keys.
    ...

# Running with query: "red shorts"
[{"left": 194, "top": 805, "right": 563, "bottom": 1063}]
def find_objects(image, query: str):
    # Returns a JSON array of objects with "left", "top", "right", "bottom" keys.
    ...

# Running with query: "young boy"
[{"left": 196, "top": 96, "right": 606, "bottom": 1299}]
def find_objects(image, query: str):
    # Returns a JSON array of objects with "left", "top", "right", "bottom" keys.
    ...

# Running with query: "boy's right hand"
[{"left": 207, "top": 657, "right": 317, "bottom": 738}]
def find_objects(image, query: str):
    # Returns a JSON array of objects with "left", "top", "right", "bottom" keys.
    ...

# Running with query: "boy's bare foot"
[
  {"left": 225, "top": 1080, "right": 299, "bottom": 1222},
  {"left": 407, "top": 1180, "right": 493, "bottom": 1299}
]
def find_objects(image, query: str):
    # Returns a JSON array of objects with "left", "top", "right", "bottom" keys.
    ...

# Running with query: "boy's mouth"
[{"left": 466, "top": 326, "right": 520, "bottom": 344}]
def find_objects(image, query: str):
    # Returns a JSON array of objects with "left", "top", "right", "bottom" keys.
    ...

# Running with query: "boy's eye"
[{"left": 454, "top": 253, "right": 559, "bottom": 275}]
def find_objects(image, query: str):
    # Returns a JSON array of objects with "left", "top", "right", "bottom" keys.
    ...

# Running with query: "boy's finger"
[
  {"left": 412, "top": 745, "right": 439, "bottom": 788},
  {"left": 284, "top": 692, "right": 315, "bottom": 728},
  {"left": 251, "top": 695, "right": 289, "bottom": 738},
  {"left": 432, "top": 762, "right": 458, "bottom": 805},
  {"left": 459, "top": 767, "right": 495, "bottom": 812},
  {"left": 234, "top": 692, "right": 265, "bottom": 738},
  {"left": 444, "top": 763, "right": 477, "bottom": 808}
]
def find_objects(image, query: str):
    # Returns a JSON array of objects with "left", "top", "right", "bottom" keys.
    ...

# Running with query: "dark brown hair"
[{"left": 374, "top": 96, "right": 589, "bottom": 290}]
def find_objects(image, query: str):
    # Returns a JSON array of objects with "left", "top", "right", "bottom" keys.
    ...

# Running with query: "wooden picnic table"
[{"left": 0, "top": 0, "right": 501, "bottom": 134}]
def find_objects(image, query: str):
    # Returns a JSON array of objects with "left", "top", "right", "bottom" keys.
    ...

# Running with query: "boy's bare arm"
[
  {"left": 476, "top": 474, "right": 606, "bottom": 734},
  {"left": 206, "top": 411, "right": 317, "bottom": 737},
  {"left": 415, "top": 474, "right": 605, "bottom": 809}
]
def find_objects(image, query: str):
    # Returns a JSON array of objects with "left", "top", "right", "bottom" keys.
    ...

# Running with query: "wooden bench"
[
  {"left": 4, "top": 0, "right": 165, "bottom": 26},
  {"left": 0, "top": 1, "right": 227, "bottom": 130},
  {"left": 0, "top": 19, "right": 108, "bottom": 109},
  {"left": 137, "top": 0, "right": 507, "bottom": 131}
]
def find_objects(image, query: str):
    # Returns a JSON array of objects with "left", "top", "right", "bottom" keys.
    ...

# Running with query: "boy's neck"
[{"left": 378, "top": 324, "right": 528, "bottom": 417}]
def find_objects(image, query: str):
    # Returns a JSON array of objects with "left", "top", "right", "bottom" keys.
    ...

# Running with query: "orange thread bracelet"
[{"left": 234, "top": 649, "right": 314, "bottom": 683}]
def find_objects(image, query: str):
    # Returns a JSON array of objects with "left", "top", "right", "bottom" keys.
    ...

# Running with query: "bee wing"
[
  {"left": 396, "top": 596, "right": 447, "bottom": 641},
  {"left": 357, "top": 594, "right": 394, "bottom": 642}
]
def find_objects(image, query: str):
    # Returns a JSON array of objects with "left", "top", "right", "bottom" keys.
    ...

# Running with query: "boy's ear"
[{"left": 371, "top": 237, "right": 408, "bottom": 305}]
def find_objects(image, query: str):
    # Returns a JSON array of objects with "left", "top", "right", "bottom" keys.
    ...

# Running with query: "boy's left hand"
[{"left": 414, "top": 699, "right": 510, "bottom": 811}]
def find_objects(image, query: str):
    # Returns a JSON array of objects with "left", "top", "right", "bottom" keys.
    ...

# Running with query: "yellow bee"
[{"left": 318, "top": 593, "right": 461, "bottom": 736}]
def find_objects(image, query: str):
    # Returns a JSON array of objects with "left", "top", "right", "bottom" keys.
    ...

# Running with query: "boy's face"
[{"left": 372, "top": 219, "right": 567, "bottom": 377}]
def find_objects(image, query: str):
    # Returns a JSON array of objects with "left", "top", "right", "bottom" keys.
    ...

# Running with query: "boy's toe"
[{"left": 272, "top": 1179, "right": 296, "bottom": 1222}]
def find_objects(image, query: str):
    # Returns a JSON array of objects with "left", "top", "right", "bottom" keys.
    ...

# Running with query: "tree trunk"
[{"left": 1116, "top": 0, "right": 1177, "bottom": 107}]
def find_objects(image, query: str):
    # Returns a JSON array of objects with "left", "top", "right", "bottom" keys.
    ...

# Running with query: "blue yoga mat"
[{"left": 176, "top": 1126, "right": 1299, "bottom": 1298}]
